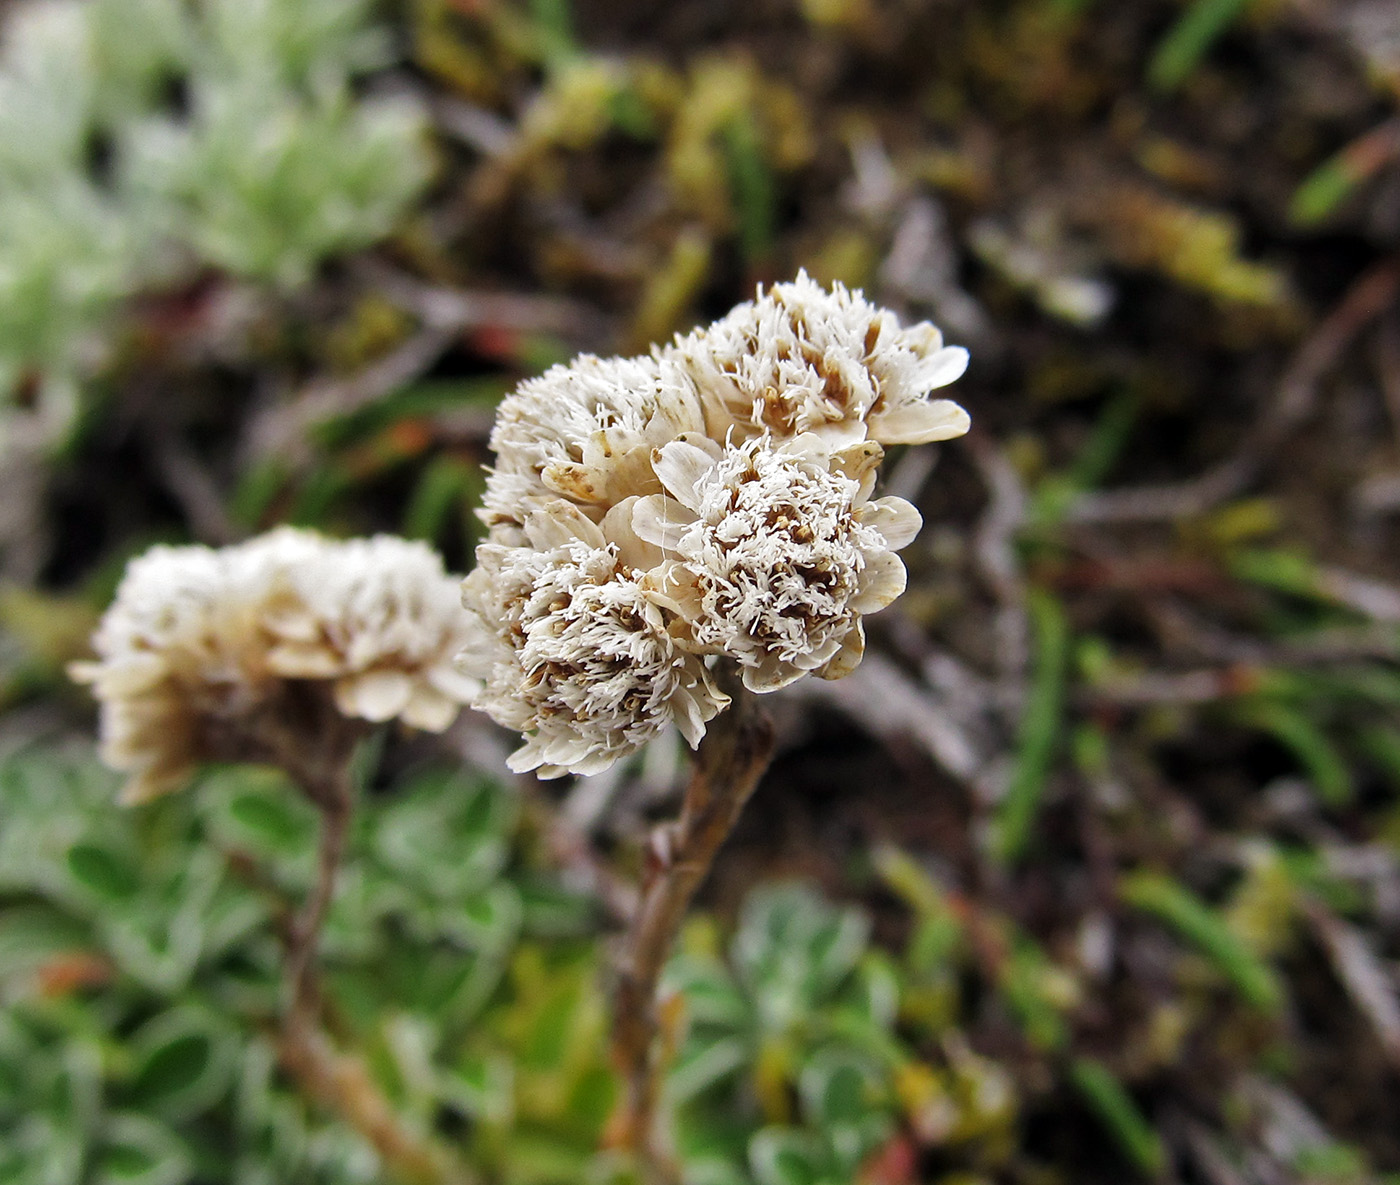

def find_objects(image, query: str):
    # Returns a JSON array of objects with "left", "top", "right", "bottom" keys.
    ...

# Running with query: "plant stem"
[
  {"left": 275, "top": 730, "right": 474, "bottom": 1185},
  {"left": 284, "top": 760, "right": 353, "bottom": 1029},
  {"left": 278, "top": 1024, "right": 475, "bottom": 1185},
  {"left": 611, "top": 674, "right": 775, "bottom": 1181}
]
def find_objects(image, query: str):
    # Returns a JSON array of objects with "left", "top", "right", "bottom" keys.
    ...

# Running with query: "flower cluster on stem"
[
  {"left": 459, "top": 270, "right": 971, "bottom": 774},
  {"left": 72, "top": 527, "right": 476, "bottom": 803}
]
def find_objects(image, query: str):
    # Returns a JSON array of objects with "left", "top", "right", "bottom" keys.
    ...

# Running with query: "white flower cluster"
[
  {"left": 73, "top": 528, "right": 475, "bottom": 803},
  {"left": 461, "top": 272, "right": 971, "bottom": 778}
]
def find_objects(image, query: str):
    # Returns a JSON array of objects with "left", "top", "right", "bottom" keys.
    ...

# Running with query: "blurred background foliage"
[{"left": 3, "top": 0, "right": 1400, "bottom": 1182}]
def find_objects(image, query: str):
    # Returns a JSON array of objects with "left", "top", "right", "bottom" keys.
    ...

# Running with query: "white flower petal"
[
  {"left": 652, "top": 438, "right": 721, "bottom": 511},
  {"left": 337, "top": 670, "right": 414, "bottom": 722},
  {"left": 862, "top": 497, "right": 923, "bottom": 550},
  {"left": 817, "top": 621, "right": 866, "bottom": 681},
  {"left": 867, "top": 398, "right": 971, "bottom": 445},
  {"left": 601, "top": 496, "right": 666, "bottom": 571},
  {"left": 524, "top": 500, "right": 606, "bottom": 550},
  {"left": 265, "top": 642, "right": 342, "bottom": 678},
  {"left": 917, "top": 345, "right": 970, "bottom": 390},
  {"left": 631, "top": 494, "right": 693, "bottom": 553},
  {"left": 400, "top": 687, "right": 459, "bottom": 732},
  {"left": 852, "top": 551, "right": 907, "bottom": 613}
]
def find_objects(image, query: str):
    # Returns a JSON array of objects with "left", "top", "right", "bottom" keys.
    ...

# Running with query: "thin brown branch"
[
  {"left": 283, "top": 763, "right": 354, "bottom": 1029},
  {"left": 271, "top": 729, "right": 472, "bottom": 1185},
  {"left": 278, "top": 1024, "right": 476, "bottom": 1185},
  {"left": 1301, "top": 899, "right": 1400, "bottom": 1072},
  {"left": 610, "top": 674, "right": 775, "bottom": 1182}
]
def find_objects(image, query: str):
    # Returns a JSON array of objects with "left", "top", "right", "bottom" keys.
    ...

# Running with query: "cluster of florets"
[
  {"left": 460, "top": 271, "right": 971, "bottom": 777},
  {"left": 72, "top": 529, "right": 476, "bottom": 803}
]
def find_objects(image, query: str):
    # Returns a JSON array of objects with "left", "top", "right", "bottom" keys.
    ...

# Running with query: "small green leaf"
[
  {"left": 1147, "top": 0, "right": 1251, "bottom": 94},
  {"left": 444, "top": 882, "right": 524, "bottom": 954},
  {"left": 67, "top": 843, "right": 140, "bottom": 901},
  {"left": 440, "top": 1053, "right": 513, "bottom": 1122},
  {"left": 129, "top": 1012, "right": 233, "bottom": 1119},
  {"left": 226, "top": 791, "right": 315, "bottom": 853},
  {"left": 722, "top": 111, "right": 775, "bottom": 263},
  {"left": 95, "top": 1113, "right": 191, "bottom": 1185},
  {"left": 668, "top": 1036, "right": 750, "bottom": 1105},
  {"left": 749, "top": 1129, "right": 820, "bottom": 1185},
  {"left": 991, "top": 589, "right": 1070, "bottom": 865},
  {"left": 1069, "top": 1058, "right": 1166, "bottom": 1178},
  {"left": 799, "top": 1054, "right": 876, "bottom": 1128},
  {"left": 1290, "top": 153, "right": 1362, "bottom": 227},
  {"left": 1120, "top": 870, "right": 1284, "bottom": 1012},
  {"left": 1235, "top": 699, "right": 1352, "bottom": 807},
  {"left": 0, "top": 905, "right": 92, "bottom": 979}
]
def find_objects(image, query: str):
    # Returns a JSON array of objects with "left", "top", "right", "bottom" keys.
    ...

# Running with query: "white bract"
[
  {"left": 460, "top": 274, "right": 971, "bottom": 776},
  {"left": 73, "top": 528, "right": 475, "bottom": 803}
]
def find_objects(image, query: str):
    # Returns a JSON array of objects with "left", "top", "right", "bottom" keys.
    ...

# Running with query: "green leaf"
[
  {"left": 1147, "top": 0, "right": 1252, "bottom": 94},
  {"left": 798, "top": 1053, "right": 878, "bottom": 1128},
  {"left": 1235, "top": 699, "right": 1353, "bottom": 807},
  {"left": 226, "top": 791, "right": 315, "bottom": 854},
  {"left": 991, "top": 589, "right": 1070, "bottom": 865},
  {"left": 94, "top": 1113, "right": 192, "bottom": 1185},
  {"left": 128, "top": 1011, "right": 234, "bottom": 1119},
  {"left": 440, "top": 1053, "right": 513, "bottom": 1123},
  {"left": 443, "top": 882, "right": 525, "bottom": 954},
  {"left": 517, "top": 877, "right": 598, "bottom": 938},
  {"left": 722, "top": 111, "right": 775, "bottom": 263},
  {"left": 0, "top": 905, "right": 92, "bottom": 981},
  {"left": 749, "top": 1129, "right": 820, "bottom": 1185},
  {"left": 67, "top": 842, "right": 140, "bottom": 902},
  {"left": 683, "top": 1158, "right": 751, "bottom": 1185},
  {"left": 1069, "top": 1057, "right": 1166, "bottom": 1177},
  {"left": 1119, "top": 870, "right": 1284, "bottom": 1012},
  {"left": 373, "top": 772, "right": 514, "bottom": 903},
  {"left": 1289, "top": 152, "right": 1363, "bottom": 227},
  {"left": 668, "top": 1036, "right": 750, "bottom": 1105},
  {"left": 403, "top": 454, "right": 479, "bottom": 546}
]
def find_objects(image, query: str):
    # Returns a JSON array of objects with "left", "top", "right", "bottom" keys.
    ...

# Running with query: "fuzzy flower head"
[
  {"left": 482, "top": 352, "right": 704, "bottom": 534},
  {"left": 666, "top": 269, "right": 970, "bottom": 448},
  {"left": 72, "top": 528, "right": 475, "bottom": 803},
  {"left": 633, "top": 433, "right": 922, "bottom": 692},
  {"left": 460, "top": 273, "right": 970, "bottom": 777},
  {"left": 460, "top": 501, "right": 727, "bottom": 777}
]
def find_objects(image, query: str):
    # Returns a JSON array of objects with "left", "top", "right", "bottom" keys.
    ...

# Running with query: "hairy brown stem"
[
  {"left": 611, "top": 675, "right": 776, "bottom": 1181},
  {"left": 284, "top": 764, "right": 353, "bottom": 1028},
  {"left": 273, "top": 727, "right": 472, "bottom": 1185},
  {"left": 278, "top": 1025, "right": 475, "bottom": 1185}
]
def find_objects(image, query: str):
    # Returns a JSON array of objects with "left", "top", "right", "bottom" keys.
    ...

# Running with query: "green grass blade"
[
  {"left": 991, "top": 590, "right": 1070, "bottom": 865},
  {"left": 1147, "top": 0, "right": 1252, "bottom": 94},
  {"left": 1119, "top": 871, "right": 1284, "bottom": 1012},
  {"left": 1069, "top": 1057, "right": 1167, "bottom": 1178}
]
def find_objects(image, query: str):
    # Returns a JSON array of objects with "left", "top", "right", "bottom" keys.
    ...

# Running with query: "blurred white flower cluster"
[
  {"left": 461, "top": 272, "right": 971, "bottom": 777},
  {"left": 73, "top": 529, "right": 475, "bottom": 804},
  {"left": 0, "top": 0, "right": 428, "bottom": 451}
]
